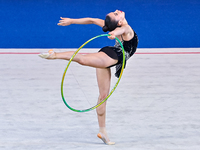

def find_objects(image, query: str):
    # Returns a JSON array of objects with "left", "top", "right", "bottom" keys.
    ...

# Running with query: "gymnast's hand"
[
  {"left": 57, "top": 17, "right": 72, "bottom": 26},
  {"left": 108, "top": 32, "right": 116, "bottom": 40}
]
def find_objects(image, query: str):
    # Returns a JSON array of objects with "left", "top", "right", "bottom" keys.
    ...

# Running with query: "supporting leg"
[{"left": 96, "top": 68, "right": 115, "bottom": 145}]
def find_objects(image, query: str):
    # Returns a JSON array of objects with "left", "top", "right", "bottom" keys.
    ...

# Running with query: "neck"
[{"left": 121, "top": 18, "right": 128, "bottom": 25}]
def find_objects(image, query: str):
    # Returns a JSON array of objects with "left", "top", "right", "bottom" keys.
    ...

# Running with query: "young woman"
[{"left": 39, "top": 10, "right": 138, "bottom": 145}]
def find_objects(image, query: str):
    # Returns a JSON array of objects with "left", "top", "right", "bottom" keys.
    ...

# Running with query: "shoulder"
[{"left": 122, "top": 24, "right": 134, "bottom": 41}]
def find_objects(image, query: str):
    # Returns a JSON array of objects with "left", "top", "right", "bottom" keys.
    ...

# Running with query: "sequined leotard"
[{"left": 99, "top": 30, "right": 138, "bottom": 77}]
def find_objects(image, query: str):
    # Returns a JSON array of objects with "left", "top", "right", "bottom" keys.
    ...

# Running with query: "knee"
[
  {"left": 78, "top": 58, "right": 85, "bottom": 66},
  {"left": 77, "top": 57, "right": 87, "bottom": 66},
  {"left": 96, "top": 103, "right": 106, "bottom": 116}
]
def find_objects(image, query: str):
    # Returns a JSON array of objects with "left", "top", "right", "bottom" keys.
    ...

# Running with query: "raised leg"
[{"left": 39, "top": 50, "right": 118, "bottom": 68}]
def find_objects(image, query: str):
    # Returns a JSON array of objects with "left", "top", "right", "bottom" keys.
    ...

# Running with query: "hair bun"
[{"left": 102, "top": 25, "right": 109, "bottom": 32}]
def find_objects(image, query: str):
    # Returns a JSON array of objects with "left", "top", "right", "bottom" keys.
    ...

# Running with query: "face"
[{"left": 108, "top": 10, "right": 125, "bottom": 22}]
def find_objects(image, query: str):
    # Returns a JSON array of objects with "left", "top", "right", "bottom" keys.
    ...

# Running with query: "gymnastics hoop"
[{"left": 61, "top": 34, "right": 125, "bottom": 112}]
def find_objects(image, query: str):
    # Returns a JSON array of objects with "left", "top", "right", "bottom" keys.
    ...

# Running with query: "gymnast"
[{"left": 39, "top": 9, "right": 138, "bottom": 145}]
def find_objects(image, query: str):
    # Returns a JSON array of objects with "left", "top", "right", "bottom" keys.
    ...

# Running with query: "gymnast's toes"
[
  {"left": 97, "top": 133, "right": 115, "bottom": 145},
  {"left": 38, "top": 49, "right": 56, "bottom": 59}
]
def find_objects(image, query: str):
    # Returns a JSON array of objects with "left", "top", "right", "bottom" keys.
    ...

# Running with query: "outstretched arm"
[{"left": 57, "top": 17, "right": 104, "bottom": 27}]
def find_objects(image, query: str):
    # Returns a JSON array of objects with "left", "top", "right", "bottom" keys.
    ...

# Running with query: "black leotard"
[
  {"left": 114, "top": 31, "right": 138, "bottom": 77},
  {"left": 99, "top": 31, "right": 138, "bottom": 78}
]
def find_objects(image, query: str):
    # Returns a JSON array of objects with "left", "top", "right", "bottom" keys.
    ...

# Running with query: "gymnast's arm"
[
  {"left": 57, "top": 17, "right": 104, "bottom": 27},
  {"left": 108, "top": 25, "right": 133, "bottom": 40}
]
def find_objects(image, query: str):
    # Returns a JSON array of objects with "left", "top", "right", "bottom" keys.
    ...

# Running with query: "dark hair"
[{"left": 102, "top": 15, "right": 119, "bottom": 32}]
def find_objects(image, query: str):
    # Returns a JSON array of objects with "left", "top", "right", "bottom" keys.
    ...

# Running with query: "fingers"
[
  {"left": 59, "top": 20, "right": 65, "bottom": 23},
  {"left": 108, "top": 33, "right": 115, "bottom": 40},
  {"left": 60, "top": 17, "right": 68, "bottom": 19},
  {"left": 108, "top": 36, "right": 115, "bottom": 40},
  {"left": 57, "top": 23, "right": 67, "bottom": 26},
  {"left": 57, "top": 17, "right": 67, "bottom": 26},
  {"left": 60, "top": 17, "right": 66, "bottom": 20}
]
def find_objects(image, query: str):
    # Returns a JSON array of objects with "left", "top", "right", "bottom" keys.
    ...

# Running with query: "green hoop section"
[{"left": 61, "top": 34, "right": 125, "bottom": 112}]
